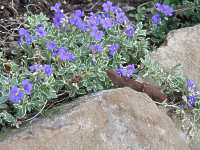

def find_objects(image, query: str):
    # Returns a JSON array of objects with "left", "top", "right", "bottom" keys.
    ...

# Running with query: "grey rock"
[
  {"left": 0, "top": 88, "right": 189, "bottom": 150},
  {"left": 151, "top": 24, "right": 200, "bottom": 87}
]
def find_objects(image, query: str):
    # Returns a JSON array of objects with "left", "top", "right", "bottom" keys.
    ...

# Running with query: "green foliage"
[
  {"left": 132, "top": 0, "right": 200, "bottom": 123},
  {"left": 140, "top": 54, "right": 186, "bottom": 95},
  {"left": 0, "top": 3, "right": 149, "bottom": 128},
  {"left": 128, "top": 0, "right": 200, "bottom": 47},
  {"left": 0, "top": 0, "right": 199, "bottom": 129}
]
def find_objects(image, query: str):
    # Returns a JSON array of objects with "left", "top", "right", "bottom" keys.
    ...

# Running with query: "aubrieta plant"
[
  {"left": 185, "top": 80, "right": 200, "bottom": 120},
  {"left": 116, "top": 64, "right": 137, "bottom": 78},
  {"left": 186, "top": 80, "right": 199, "bottom": 108},
  {"left": 133, "top": 0, "right": 200, "bottom": 48},
  {"left": 140, "top": 54, "right": 186, "bottom": 95},
  {"left": 0, "top": 0, "right": 198, "bottom": 129},
  {"left": 141, "top": 54, "right": 200, "bottom": 121},
  {"left": 151, "top": 2, "right": 174, "bottom": 25},
  {"left": 0, "top": 1, "right": 149, "bottom": 127}
]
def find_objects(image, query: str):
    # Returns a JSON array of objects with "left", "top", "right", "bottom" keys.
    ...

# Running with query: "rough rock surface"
[
  {"left": 0, "top": 88, "right": 189, "bottom": 150},
  {"left": 151, "top": 24, "right": 200, "bottom": 86}
]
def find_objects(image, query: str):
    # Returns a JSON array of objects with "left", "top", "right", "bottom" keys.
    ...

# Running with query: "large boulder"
[
  {"left": 151, "top": 24, "right": 200, "bottom": 87},
  {"left": 0, "top": 88, "right": 189, "bottom": 150}
]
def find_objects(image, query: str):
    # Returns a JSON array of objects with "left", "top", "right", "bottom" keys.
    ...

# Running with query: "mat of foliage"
[{"left": 0, "top": 0, "right": 200, "bottom": 130}]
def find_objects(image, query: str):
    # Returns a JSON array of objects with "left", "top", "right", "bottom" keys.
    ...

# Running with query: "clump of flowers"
[
  {"left": 89, "top": 44, "right": 103, "bottom": 54},
  {"left": 36, "top": 24, "right": 47, "bottom": 38},
  {"left": 116, "top": 64, "right": 136, "bottom": 78},
  {"left": 22, "top": 79, "right": 33, "bottom": 95},
  {"left": 51, "top": 2, "right": 65, "bottom": 28},
  {"left": 0, "top": 1, "right": 149, "bottom": 127},
  {"left": 151, "top": 3, "right": 174, "bottom": 25},
  {"left": 45, "top": 40, "right": 76, "bottom": 61},
  {"left": 186, "top": 79, "right": 200, "bottom": 108},
  {"left": 0, "top": 0, "right": 196, "bottom": 129},
  {"left": 151, "top": 14, "right": 161, "bottom": 25},
  {"left": 69, "top": 9, "right": 87, "bottom": 31},
  {"left": 29, "top": 64, "right": 53, "bottom": 76},
  {"left": 125, "top": 25, "right": 136, "bottom": 37},
  {"left": 8, "top": 86, "right": 25, "bottom": 104},
  {"left": 9, "top": 79, "right": 33, "bottom": 104},
  {"left": 67, "top": 0, "right": 135, "bottom": 42},
  {"left": 155, "top": 3, "right": 174, "bottom": 17},
  {"left": 109, "top": 43, "right": 120, "bottom": 57},
  {"left": 18, "top": 28, "right": 33, "bottom": 45}
]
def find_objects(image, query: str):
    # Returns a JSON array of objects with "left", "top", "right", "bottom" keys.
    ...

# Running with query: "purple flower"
[
  {"left": 70, "top": 10, "right": 84, "bottom": 23},
  {"left": 109, "top": 5, "right": 129, "bottom": 24},
  {"left": 87, "top": 12, "right": 101, "bottom": 28},
  {"left": 76, "top": 20, "right": 87, "bottom": 32},
  {"left": 127, "top": 64, "right": 136, "bottom": 78},
  {"left": 116, "top": 64, "right": 136, "bottom": 78},
  {"left": 57, "top": 47, "right": 66, "bottom": 59},
  {"left": 101, "top": 17, "right": 113, "bottom": 29},
  {"left": 155, "top": 3, "right": 162, "bottom": 10},
  {"left": 69, "top": 16, "right": 79, "bottom": 25},
  {"left": 18, "top": 28, "right": 33, "bottom": 45},
  {"left": 187, "top": 95, "right": 197, "bottom": 108},
  {"left": 112, "top": 6, "right": 123, "bottom": 14},
  {"left": 46, "top": 40, "right": 57, "bottom": 51},
  {"left": 162, "top": 5, "right": 173, "bottom": 16},
  {"left": 102, "top": 1, "right": 113, "bottom": 12},
  {"left": 152, "top": 14, "right": 161, "bottom": 25},
  {"left": 64, "top": 51, "right": 76, "bottom": 61},
  {"left": 90, "top": 28, "right": 104, "bottom": 41},
  {"left": 22, "top": 79, "right": 33, "bottom": 95},
  {"left": 89, "top": 44, "right": 103, "bottom": 53},
  {"left": 8, "top": 86, "right": 24, "bottom": 104},
  {"left": 109, "top": 43, "right": 120, "bottom": 57},
  {"left": 74, "top": 9, "right": 84, "bottom": 17},
  {"left": 57, "top": 48, "right": 76, "bottom": 61},
  {"left": 17, "top": 38, "right": 22, "bottom": 45},
  {"left": 51, "top": 2, "right": 61, "bottom": 12},
  {"left": 155, "top": 3, "right": 173, "bottom": 16},
  {"left": 29, "top": 64, "right": 54, "bottom": 77},
  {"left": 187, "top": 79, "right": 194, "bottom": 89},
  {"left": 53, "top": 11, "right": 65, "bottom": 28},
  {"left": 52, "top": 48, "right": 60, "bottom": 57},
  {"left": 29, "top": 64, "right": 42, "bottom": 72},
  {"left": 51, "top": 3, "right": 64, "bottom": 28},
  {"left": 125, "top": 25, "right": 135, "bottom": 37},
  {"left": 19, "top": 28, "right": 29, "bottom": 36},
  {"left": 186, "top": 79, "right": 200, "bottom": 94},
  {"left": 116, "top": 68, "right": 127, "bottom": 77},
  {"left": 43, "top": 64, "right": 53, "bottom": 76},
  {"left": 36, "top": 24, "right": 46, "bottom": 38},
  {"left": 116, "top": 12, "right": 128, "bottom": 24},
  {"left": 24, "top": 35, "right": 33, "bottom": 45},
  {"left": 69, "top": 11, "right": 87, "bottom": 31}
]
